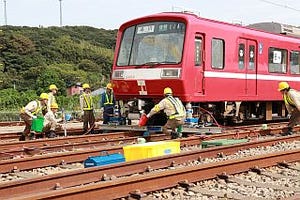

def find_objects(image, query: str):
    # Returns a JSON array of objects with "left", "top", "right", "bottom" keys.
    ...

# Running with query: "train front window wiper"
[{"left": 137, "top": 61, "right": 178, "bottom": 68}]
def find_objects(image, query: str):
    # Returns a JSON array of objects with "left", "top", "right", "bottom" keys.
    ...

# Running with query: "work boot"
[
  {"left": 171, "top": 131, "right": 180, "bottom": 139},
  {"left": 19, "top": 134, "right": 26, "bottom": 141},
  {"left": 29, "top": 132, "right": 35, "bottom": 140},
  {"left": 281, "top": 127, "right": 293, "bottom": 136},
  {"left": 48, "top": 131, "right": 56, "bottom": 138}
]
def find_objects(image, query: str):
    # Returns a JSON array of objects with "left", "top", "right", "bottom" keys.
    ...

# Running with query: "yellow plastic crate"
[{"left": 123, "top": 141, "right": 180, "bottom": 161}]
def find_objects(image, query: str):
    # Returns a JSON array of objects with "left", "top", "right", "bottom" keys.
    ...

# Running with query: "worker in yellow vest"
[
  {"left": 100, "top": 83, "right": 116, "bottom": 124},
  {"left": 146, "top": 87, "right": 186, "bottom": 139},
  {"left": 278, "top": 81, "right": 300, "bottom": 135},
  {"left": 80, "top": 83, "right": 95, "bottom": 134},
  {"left": 47, "top": 84, "right": 58, "bottom": 112},
  {"left": 19, "top": 93, "right": 49, "bottom": 140}
]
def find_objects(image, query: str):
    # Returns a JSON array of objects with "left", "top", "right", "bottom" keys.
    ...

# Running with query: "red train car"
[{"left": 111, "top": 12, "right": 300, "bottom": 123}]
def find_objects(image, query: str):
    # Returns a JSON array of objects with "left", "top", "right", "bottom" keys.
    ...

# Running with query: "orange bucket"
[{"left": 138, "top": 114, "right": 148, "bottom": 126}]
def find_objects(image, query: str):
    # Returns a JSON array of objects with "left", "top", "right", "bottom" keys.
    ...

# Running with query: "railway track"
[
  {"left": 0, "top": 123, "right": 298, "bottom": 173},
  {"left": 1, "top": 135, "right": 298, "bottom": 199},
  {"left": 0, "top": 122, "right": 299, "bottom": 199}
]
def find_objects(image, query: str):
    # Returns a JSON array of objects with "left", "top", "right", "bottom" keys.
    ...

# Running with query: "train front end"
[{"left": 111, "top": 14, "right": 188, "bottom": 116}]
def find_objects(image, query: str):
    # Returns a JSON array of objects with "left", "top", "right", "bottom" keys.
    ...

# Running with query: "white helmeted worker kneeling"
[
  {"left": 146, "top": 87, "right": 186, "bottom": 139},
  {"left": 43, "top": 103, "right": 63, "bottom": 138}
]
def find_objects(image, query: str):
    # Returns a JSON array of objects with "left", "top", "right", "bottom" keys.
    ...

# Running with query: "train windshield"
[{"left": 117, "top": 21, "right": 185, "bottom": 66}]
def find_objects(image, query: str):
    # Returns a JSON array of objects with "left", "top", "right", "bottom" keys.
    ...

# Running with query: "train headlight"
[
  {"left": 112, "top": 70, "right": 124, "bottom": 79},
  {"left": 161, "top": 68, "right": 181, "bottom": 78}
]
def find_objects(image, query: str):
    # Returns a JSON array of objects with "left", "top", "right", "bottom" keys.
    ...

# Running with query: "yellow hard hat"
[
  {"left": 39, "top": 93, "right": 49, "bottom": 100},
  {"left": 50, "top": 103, "right": 59, "bottom": 109},
  {"left": 82, "top": 83, "right": 90, "bottom": 89},
  {"left": 163, "top": 87, "right": 172, "bottom": 95},
  {"left": 49, "top": 84, "right": 58, "bottom": 91},
  {"left": 106, "top": 83, "right": 113, "bottom": 89},
  {"left": 278, "top": 82, "right": 290, "bottom": 91}
]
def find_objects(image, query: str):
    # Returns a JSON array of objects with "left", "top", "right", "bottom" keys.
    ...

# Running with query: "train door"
[
  {"left": 194, "top": 34, "right": 205, "bottom": 94},
  {"left": 238, "top": 38, "right": 257, "bottom": 96}
]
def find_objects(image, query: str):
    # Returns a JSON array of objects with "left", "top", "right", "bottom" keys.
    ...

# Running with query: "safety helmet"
[
  {"left": 39, "top": 93, "right": 49, "bottom": 100},
  {"left": 278, "top": 82, "right": 290, "bottom": 91},
  {"left": 49, "top": 84, "right": 58, "bottom": 91},
  {"left": 50, "top": 103, "right": 59, "bottom": 109},
  {"left": 163, "top": 87, "right": 173, "bottom": 95},
  {"left": 106, "top": 83, "right": 113, "bottom": 89},
  {"left": 82, "top": 83, "right": 90, "bottom": 89}
]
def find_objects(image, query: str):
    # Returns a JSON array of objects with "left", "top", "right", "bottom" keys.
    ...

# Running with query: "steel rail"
[
  {"left": 1, "top": 123, "right": 297, "bottom": 159},
  {"left": 13, "top": 148, "right": 300, "bottom": 200},
  {"left": 0, "top": 124, "right": 298, "bottom": 173},
  {"left": 1, "top": 134, "right": 299, "bottom": 199},
  {"left": 0, "top": 134, "right": 169, "bottom": 173}
]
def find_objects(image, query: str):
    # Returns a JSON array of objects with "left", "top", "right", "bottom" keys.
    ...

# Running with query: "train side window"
[
  {"left": 290, "top": 51, "right": 300, "bottom": 74},
  {"left": 195, "top": 37, "right": 203, "bottom": 66},
  {"left": 238, "top": 44, "right": 245, "bottom": 70},
  {"left": 248, "top": 45, "right": 255, "bottom": 70},
  {"left": 212, "top": 38, "right": 224, "bottom": 69},
  {"left": 268, "top": 47, "right": 287, "bottom": 73}
]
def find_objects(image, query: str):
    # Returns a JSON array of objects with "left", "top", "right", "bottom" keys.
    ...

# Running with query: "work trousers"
[
  {"left": 83, "top": 110, "right": 95, "bottom": 133},
  {"left": 43, "top": 121, "right": 62, "bottom": 133},
  {"left": 20, "top": 113, "right": 32, "bottom": 136},
  {"left": 103, "top": 106, "right": 114, "bottom": 124},
  {"left": 288, "top": 109, "right": 300, "bottom": 129},
  {"left": 163, "top": 118, "right": 185, "bottom": 136}
]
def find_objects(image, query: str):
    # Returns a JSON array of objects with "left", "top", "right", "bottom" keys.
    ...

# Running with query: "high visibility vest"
[
  {"left": 166, "top": 96, "right": 185, "bottom": 119},
  {"left": 284, "top": 94, "right": 296, "bottom": 108},
  {"left": 82, "top": 93, "right": 93, "bottom": 110},
  {"left": 20, "top": 100, "right": 43, "bottom": 115},
  {"left": 104, "top": 92, "right": 114, "bottom": 106},
  {"left": 48, "top": 92, "right": 57, "bottom": 104}
]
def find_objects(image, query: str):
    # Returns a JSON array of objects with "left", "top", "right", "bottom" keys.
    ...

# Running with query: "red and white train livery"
[{"left": 111, "top": 12, "right": 300, "bottom": 123}]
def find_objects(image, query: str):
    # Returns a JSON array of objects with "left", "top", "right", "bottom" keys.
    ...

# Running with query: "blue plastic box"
[
  {"left": 185, "top": 118, "right": 198, "bottom": 123},
  {"left": 84, "top": 153, "right": 125, "bottom": 168}
]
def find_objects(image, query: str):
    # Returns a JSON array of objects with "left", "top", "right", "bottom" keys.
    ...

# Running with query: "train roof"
[{"left": 119, "top": 12, "right": 300, "bottom": 43}]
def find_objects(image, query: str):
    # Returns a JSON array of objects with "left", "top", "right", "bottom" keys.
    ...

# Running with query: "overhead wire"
[{"left": 259, "top": 0, "right": 300, "bottom": 12}]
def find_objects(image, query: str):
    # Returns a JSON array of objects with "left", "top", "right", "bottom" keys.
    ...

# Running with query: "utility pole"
[
  {"left": 3, "top": 0, "right": 7, "bottom": 25},
  {"left": 59, "top": 0, "right": 63, "bottom": 27}
]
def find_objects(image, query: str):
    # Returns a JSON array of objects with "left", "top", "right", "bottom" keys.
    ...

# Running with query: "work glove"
[
  {"left": 32, "top": 115, "right": 37, "bottom": 119},
  {"left": 287, "top": 114, "right": 291, "bottom": 119},
  {"left": 81, "top": 111, "right": 84, "bottom": 116}
]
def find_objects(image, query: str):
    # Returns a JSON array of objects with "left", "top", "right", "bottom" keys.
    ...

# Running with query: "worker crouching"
[
  {"left": 19, "top": 93, "right": 49, "bottom": 141},
  {"left": 43, "top": 103, "right": 62, "bottom": 138},
  {"left": 147, "top": 87, "right": 186, "bottom": 139},
  {"left": 278, "top": 81, "right": 300, "bottom": 135}
]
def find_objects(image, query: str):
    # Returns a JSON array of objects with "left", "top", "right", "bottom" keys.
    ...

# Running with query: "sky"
[{"left": 0, "top": 0, "right": 299, "bottom": 30}]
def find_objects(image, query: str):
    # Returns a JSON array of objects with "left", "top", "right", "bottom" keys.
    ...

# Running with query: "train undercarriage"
[{"left": 117, "top": 98, "right": 288, "bottom": 126}]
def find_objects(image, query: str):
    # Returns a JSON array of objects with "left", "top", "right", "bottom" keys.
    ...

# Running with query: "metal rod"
[
  {"left": 59, "top": 0, "right": 63, "bottom": 27},
  {"left": 3, "top": 0, "right": 7, "bottom": 25}
]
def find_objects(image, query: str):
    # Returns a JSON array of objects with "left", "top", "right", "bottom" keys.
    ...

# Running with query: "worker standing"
[
  {"left": 43, "top": 103, "right": 63, "bottom": 138},
  {"left": 278, "top": 81, "right": 300, "bottom": 135},
  {"left": 100, "top": 83, "right": 115, "bottom": 124},
  {"left": 19, "top": 93, "right": 49, "bottom": 141},
  {"left": 80, "top": 83, "right": 95, "bottom": 134},
  {"left": 146, "top": 87, "right": 186, "bottom": 139},
  {"left": 47, "top": 84, "right": 58, "bottom": 113}
]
